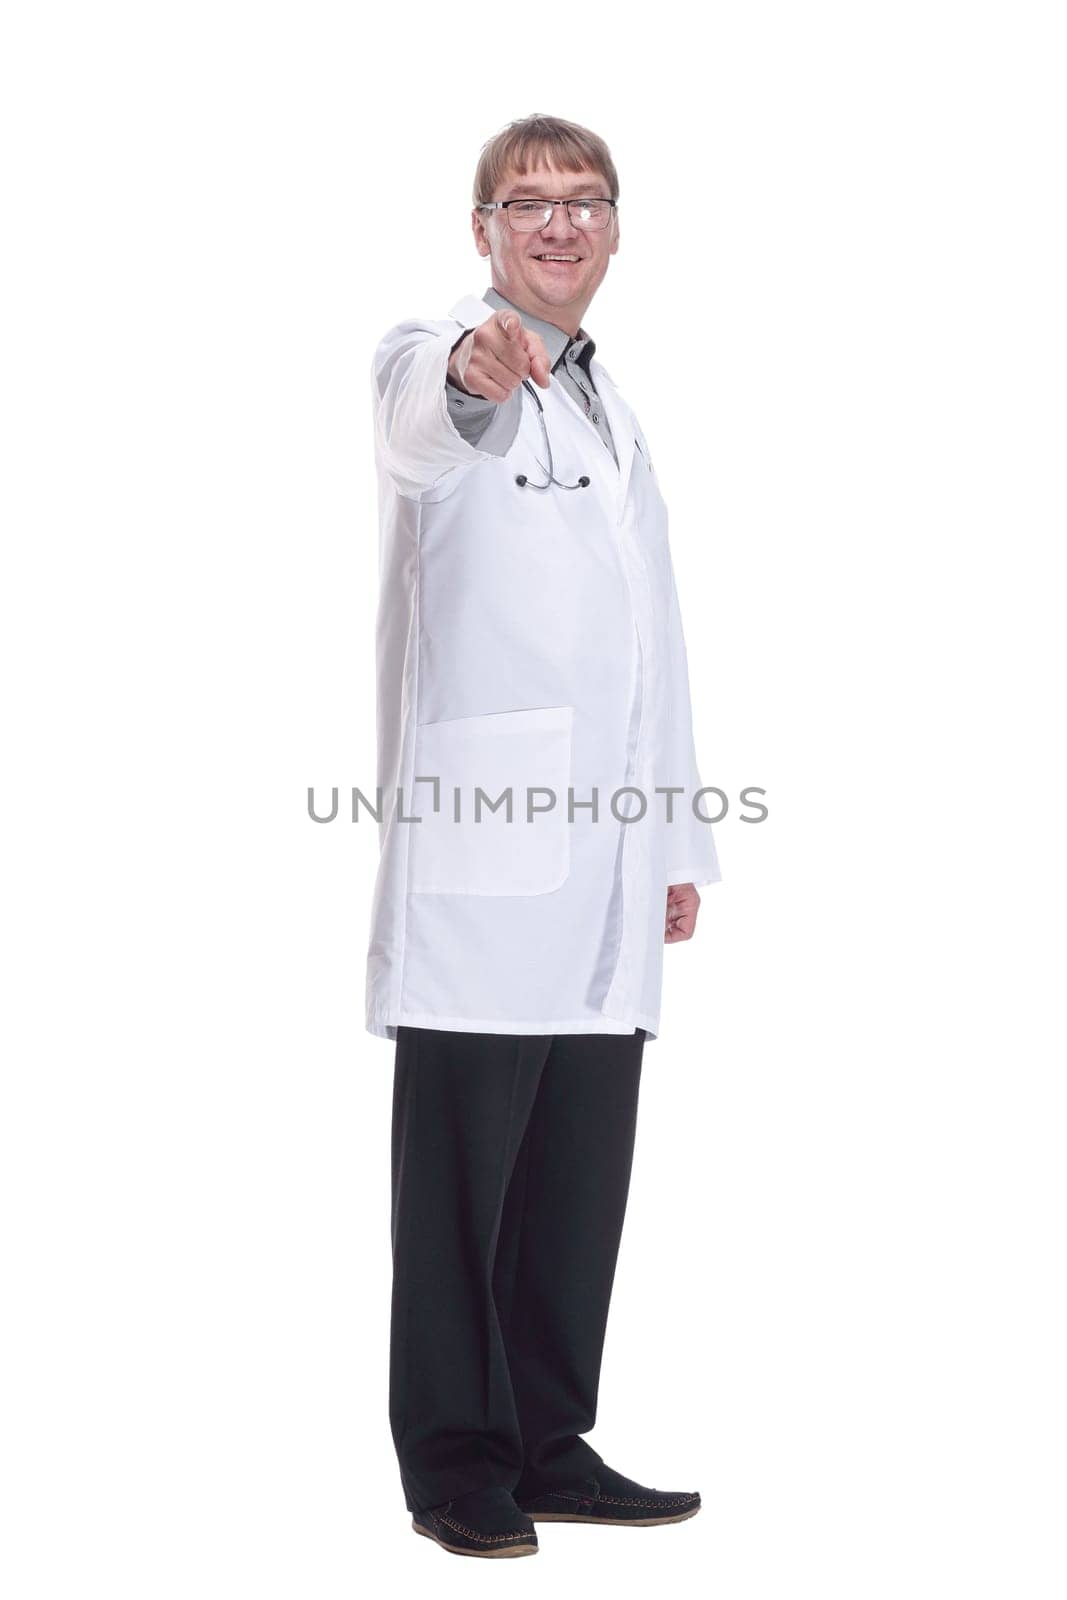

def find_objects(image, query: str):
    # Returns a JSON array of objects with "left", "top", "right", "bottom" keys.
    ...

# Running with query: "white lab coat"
[{"left": 365, "top": 292, "right": 720, "bottom": 1043}]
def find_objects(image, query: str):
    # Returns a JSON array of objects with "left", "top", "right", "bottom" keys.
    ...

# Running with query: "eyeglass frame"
[{"left": 477, "top": 196, "right": 619, "bottom": 231}]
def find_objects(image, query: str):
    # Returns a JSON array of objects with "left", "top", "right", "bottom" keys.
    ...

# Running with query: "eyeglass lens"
[{"left": 508, "top": 199, "right": 613, "bottom": 232}]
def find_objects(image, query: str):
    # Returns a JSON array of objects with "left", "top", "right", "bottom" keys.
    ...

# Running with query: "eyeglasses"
[{"left": 478, "top": 197, "right": 618, "bottom": 233}]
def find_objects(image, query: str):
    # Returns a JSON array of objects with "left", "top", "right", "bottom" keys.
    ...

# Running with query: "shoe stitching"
[
  {"left": 593, "top": 1493, "right": 698, "bottom": 1509},
  {"left": 432, "top": 1510, "right": 535, "bottom": 1545},
  {"left": 530, "top": 1489, "right": 697, "bottom": 1510}
]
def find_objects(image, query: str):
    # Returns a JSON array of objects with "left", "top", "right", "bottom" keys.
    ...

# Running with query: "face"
[{"left": 471, "top": 159, "right": 619, "bottom": 333}]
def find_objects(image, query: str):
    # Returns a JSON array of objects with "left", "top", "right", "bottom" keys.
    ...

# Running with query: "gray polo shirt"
[{"left": 445, "top": 285, "right": 618, "bottom": 466}]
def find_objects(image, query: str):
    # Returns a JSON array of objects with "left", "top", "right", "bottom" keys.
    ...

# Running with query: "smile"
[{"left": 533, "top": 254, "right": 581, "bottom": 262}]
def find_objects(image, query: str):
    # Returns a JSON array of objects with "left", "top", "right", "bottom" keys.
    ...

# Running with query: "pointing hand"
[{"left": 448, "top": 308, "right": 552, "bottom": 402}]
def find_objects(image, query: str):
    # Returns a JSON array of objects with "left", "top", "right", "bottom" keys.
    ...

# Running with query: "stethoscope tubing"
[{"left": 514, "top": 379, "right": 591, "bottom": 491}]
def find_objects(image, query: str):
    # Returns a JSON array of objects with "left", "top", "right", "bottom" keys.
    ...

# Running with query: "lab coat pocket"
[{"left": 409, "top": 706, "right": 573, "bottom": 896}]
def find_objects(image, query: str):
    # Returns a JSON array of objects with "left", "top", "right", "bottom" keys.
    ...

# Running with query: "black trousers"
[{"left": 388, "top": 1023, "right": 646, "bottom": 1513}]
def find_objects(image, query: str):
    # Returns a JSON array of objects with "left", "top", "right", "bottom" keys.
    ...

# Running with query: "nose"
[{"left": 538, "top": 201, "right": 580, "bottom": 242}]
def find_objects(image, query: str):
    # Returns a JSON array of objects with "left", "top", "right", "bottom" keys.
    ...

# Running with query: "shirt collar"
[{"left": 483, "top": 286, "right": 597, "bottom": 375}]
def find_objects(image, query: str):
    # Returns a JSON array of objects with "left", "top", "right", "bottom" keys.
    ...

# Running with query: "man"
[{"left": 366, "top": 114, "right": 721, "bottom": 1558}]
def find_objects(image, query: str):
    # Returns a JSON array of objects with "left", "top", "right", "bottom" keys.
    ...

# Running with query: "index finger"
[
  {"left": 521, "top": 329, "right": 552, "bottom": 389},
  {"left": 485, "top": 323, "right": 533, "bottom": 380}
]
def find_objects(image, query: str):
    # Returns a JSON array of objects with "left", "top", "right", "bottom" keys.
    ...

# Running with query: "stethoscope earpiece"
[{"left": 515, "top": 380, "right": 592, "bottom": 491}]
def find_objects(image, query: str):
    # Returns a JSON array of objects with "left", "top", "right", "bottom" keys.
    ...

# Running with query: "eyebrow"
[{"left": 505, "top": 181, "right": 612, "bottom": 198}]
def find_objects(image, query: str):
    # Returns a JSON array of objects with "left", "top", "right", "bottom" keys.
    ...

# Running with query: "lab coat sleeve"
[
  {"left": 371, "top": 320, "right": 522, "bottom": 498},
  {"left": 663, "top": 555, "right": 723, "bottom": 888}
]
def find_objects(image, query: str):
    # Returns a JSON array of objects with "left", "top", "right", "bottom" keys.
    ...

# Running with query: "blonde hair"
[{"left": 473, "top": 113, "right": 619, "bottom": 206}]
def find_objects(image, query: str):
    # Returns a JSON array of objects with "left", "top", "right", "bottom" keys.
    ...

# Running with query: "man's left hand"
[{"left": 665, "top": 882, "right": 700, "bottom": 943}]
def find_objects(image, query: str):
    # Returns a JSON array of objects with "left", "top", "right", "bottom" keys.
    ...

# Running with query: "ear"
[
  {"left": 609, "top": 213, "right": 620, "bottom": 257},
  {"left": 471, "top": 207, "right": 491, "bottom": 259}
]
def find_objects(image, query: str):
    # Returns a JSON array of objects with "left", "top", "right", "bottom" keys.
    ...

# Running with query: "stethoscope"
[{"left": 513, "top": 379, "right": 592, "bottom": 491}]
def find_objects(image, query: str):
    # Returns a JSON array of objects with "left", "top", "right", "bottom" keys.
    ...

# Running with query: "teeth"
[{"left": 537, "top": 254, "right": 579, "bottom": 261}]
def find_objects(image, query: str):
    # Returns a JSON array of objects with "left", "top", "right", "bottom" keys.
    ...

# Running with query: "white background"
[{"left": 2, "top": 2, "right": 1064, "bottom": 1595}]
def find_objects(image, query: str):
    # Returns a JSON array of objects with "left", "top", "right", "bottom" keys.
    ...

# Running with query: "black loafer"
[
  {"left": 516, "top": 1462, "right": 700, "bottom": 1526},
  {"left": 412, "top": 1486, "right": 539, "bottom": 1557}
]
